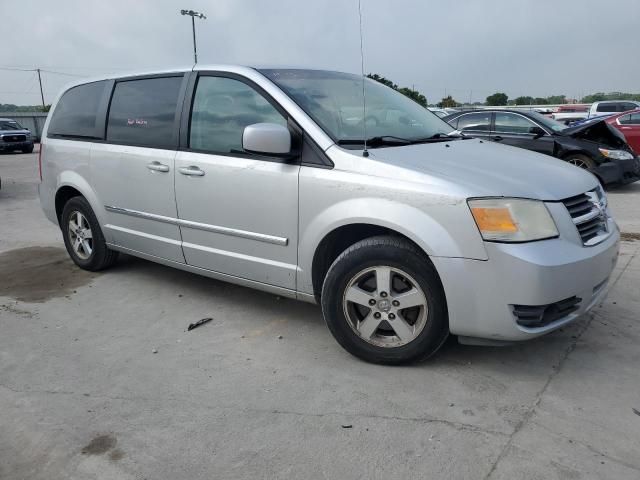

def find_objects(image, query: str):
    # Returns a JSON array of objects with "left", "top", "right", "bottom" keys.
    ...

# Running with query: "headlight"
[
  {"left": 468, "top": 198, "right": 559, "bottom": 242},
  {"left": 599, "top": 148, "right": 634, "bottom": 160}
]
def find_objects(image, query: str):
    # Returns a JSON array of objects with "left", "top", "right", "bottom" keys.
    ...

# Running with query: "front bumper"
[
  {"left": 0, "top": 140, "right": 33, "bottom": 151},
  {"left": 594, "top": 157, "right": 640, "bottom": 185},
  {"left": 432, "top": 221, "right": 620, "bottom": 342}
]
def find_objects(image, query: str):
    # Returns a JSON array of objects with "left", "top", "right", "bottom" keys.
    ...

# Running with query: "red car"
[{"left": 606, "top": 109, "right": 640, "bottom": 154}]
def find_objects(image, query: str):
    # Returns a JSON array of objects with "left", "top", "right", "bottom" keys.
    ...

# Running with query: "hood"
[
  {"left": 367, "top": 139, "right": 598, "bottom": 201},
  {"left": 0, "top": 129, "right": 30, "bottom": 135},
  {"left": 562, "top": 119, "right": 628, "bottom": 149}
]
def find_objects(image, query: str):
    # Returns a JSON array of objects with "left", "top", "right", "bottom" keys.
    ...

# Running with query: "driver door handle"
[
  {"left": 179, "top": 166, "right": 205, "bottom": 177},
  {"left": 146, "top": 161, "right": 170, "bottom": 173}
]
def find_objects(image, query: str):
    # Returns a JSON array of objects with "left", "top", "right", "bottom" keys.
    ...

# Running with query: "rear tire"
[
  {"left": 61, "top": 196, "right": 118, "bottom": 271},
  {"left": 321, "top": 235, "right": 449, "bottom": 365}
]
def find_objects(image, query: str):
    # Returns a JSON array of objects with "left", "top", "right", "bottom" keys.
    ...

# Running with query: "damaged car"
[{"left": 444, "top": 109, "right": 640, "bottom": 186}]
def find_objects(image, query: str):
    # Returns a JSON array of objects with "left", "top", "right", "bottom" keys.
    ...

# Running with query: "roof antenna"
[{"left": 358, "top": 0, "right": 369, "bottom": 157}]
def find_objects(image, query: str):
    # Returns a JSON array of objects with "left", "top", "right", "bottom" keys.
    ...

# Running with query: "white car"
[{"left": 588, "top": 101, "right": 640, "bottom": 119}]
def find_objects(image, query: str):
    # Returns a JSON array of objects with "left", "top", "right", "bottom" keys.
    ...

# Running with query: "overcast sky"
[{"left": 1, "top": 0, "right": 639, "bottom": 106}]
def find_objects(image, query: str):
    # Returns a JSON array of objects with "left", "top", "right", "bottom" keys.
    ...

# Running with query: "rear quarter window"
[
  {"left": 106, "top": 76, "right": 184, "bottom": 149},
  {"left": 48, "top": 81, "right": 108, "bottom": 138}
]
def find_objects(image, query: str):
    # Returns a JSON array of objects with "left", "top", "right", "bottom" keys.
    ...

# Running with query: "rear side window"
[
  {"left": 597, "top": 103, "right": 619, "bottom": 113},
  {"left": 619, "top": 113, "right": 640, "bottom": 125},
  {"left": 189, "top": 76, "right": 286, "bottom": 154},
  {"left": 622, "top": 103, "right": 638, "bottom": 112},
  {"left": 48, "top": 81, "right": 107, "bottom": 138},
  {"left": 494, "top": 112, "right": 538, "bottom": 134},
  {"left": 107, "top": 76, "right": 183, "bottom": 148},
  {"left": 456, "top": 112, "right": 491, "bottom": 132}
]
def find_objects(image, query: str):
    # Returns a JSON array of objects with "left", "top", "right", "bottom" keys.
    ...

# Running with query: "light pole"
[{"left": 180, "top": 9, "right": 206, "bottom": 64}]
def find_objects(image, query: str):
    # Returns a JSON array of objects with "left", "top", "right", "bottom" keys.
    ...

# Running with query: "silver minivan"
[{"left": 39, "top": 66, "right": 619, "bottom": 364}]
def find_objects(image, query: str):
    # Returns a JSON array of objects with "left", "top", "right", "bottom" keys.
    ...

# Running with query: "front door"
[
  {"left": 91, "top": 75, "right": 186, "bottom": 263},
  {"left": 491, "top": 112, "right": 555, "bottom": 156},
  {"left": 174, "top": 74, "right": 299, "bottom": 290}
]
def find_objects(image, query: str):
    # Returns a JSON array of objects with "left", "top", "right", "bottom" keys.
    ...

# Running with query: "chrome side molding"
[{"left": 104, "top": 205, "right": 288, "bottom": 246}]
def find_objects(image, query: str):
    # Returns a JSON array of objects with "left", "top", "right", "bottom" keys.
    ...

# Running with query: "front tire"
[
  {"left": 61, "top": 196, "right": 118, "bottom": 271},
  {"left": 321, "top": 236, "right": 449, "bottom": 365},
  {"left": 22, "top": 145, "right": 34, "bottom": 154},
  {"left": 565, "top": 154, "right": 596, "bottom": 171}
]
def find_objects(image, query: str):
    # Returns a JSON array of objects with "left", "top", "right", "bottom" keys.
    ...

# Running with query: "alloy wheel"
[
  {"left": 342, "top": 266, "right": 429, "bottom": 348},
  {"left": 68, "top": 211, "right": 93, "bottom": 260}
]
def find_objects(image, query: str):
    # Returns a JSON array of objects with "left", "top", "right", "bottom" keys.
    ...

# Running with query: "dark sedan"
[{"left": 443, "top": 109, "right": 640, "bottom": 186}]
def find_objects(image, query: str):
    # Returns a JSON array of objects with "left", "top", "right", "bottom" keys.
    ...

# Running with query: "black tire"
[
  {"left": 565, "top": 153, "right": 596, "bottom": 171},
  {"left": 21, "top": 145, "right": 34, "bottom": 154},
  {"left": 321, "top": 235, "right": 449, "bottom": 365},
  {"left": 61, "top": 196, "right": 118, "bottom": 271}
]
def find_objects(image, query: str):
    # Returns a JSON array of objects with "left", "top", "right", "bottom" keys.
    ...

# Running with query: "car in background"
[
  {"left": 551, "top": 104, "right": 590, "bottom": 124},
  {"left": 0, "top": 118, "right": 34, "bottom": 153},
  {"left": 606, "top": 109, "right": 640, "bottom": 154},
  {"left": 587, "top": 101, "right": 640, "bottom": 120},
  {"left": 443, "top": 109, "right": 640, "bottom": 186},
  {"left": 428, "top": 107, "right": 459, "bottom": 118}
]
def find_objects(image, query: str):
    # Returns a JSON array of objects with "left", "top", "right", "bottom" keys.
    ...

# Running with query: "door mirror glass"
[{"left": 242, "top": 123, "right": 291, "bottom": 156}]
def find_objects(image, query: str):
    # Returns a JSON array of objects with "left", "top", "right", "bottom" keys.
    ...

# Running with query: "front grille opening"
[
  {"left": 513, "top": 296, "right": 581, "bottom": 328},
  {"left": 2, "top": 134, "right": 26, "bottom": 143},
  {"left": 562, "top": 190, "right": 608, "bottom": 246}
]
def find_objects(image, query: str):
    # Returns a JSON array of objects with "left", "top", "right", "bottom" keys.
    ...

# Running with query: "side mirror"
[
  {"left": 531, "top": 126, "right": 546, "bottom": 139},
  {"left": 242, "top": 123, "right": 291, "bottom": 156}
]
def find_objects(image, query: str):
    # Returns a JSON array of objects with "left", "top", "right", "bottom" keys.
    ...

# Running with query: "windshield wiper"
[{"left": 337, "top": 136, "right": 412, "bottom": 147}]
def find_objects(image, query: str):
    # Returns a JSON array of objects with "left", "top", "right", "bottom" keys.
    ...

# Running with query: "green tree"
[
  {"left": 533, "top": 97, "right": 548, "bottom": 105},
  {"left": 486, "top": 92, "right": 508, "bottom": 106},
  {"left": 367, "top": 73, "right": 428, "bottom": 107},
  {"left": 438, "top": 95, "right": 458, "bottom": 108},
  {"left": 366, "top": 74, "right": 397, "bottom": 90},
  {"left": 397, "top": 87, "right": 428, "bottom": 107},
  {"left": 514, "top": 96, "right": 534, "bottom": 105},
  {"left": 546, "top": 95, "right": 567, "bottom": 105}
]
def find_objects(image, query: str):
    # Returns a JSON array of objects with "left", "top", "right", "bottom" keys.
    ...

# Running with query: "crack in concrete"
[
  {"left": 0, "top": 382, "right": 507, "bottom": 438},
  {"left": 531, "top": 419, "right": 640, "bottom": 473},
  {"left": 483, "top": 246, "right": 639, "bottom": 479}
]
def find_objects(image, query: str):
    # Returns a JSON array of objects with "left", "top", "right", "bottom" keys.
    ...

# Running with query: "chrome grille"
[{"left": 562, "top": 188, "right": 609, "bottom": 246}]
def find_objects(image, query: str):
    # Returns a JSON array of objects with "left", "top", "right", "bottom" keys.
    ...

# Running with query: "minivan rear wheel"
[
  {"left": 61, "top": 196, "right": 118, "bottom": 271},
  {"left": 321, "top": 235, "right": 448, "bottom": 364}
]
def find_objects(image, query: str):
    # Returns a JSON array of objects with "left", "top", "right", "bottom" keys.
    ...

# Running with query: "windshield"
[
  {"left": 0, "top": 120, "right": 23, "bottom": 130},
  {"left": 527, "top": 111, "right": 567, "bottom": 133},
  {"left": 260, "top": 69, "right": 454, "bottom": 147}
]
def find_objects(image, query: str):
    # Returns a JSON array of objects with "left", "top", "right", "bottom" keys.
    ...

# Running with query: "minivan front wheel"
[
  {"left": 321, "top": 236, "right": 448, "bottom": 364},
  {"left": 61, "top": 196, "right": 118, "bottom": 271}
]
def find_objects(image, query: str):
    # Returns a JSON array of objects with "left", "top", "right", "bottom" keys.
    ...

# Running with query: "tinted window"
[
  {"left": 622, "top": 103, "right": 638, "bottom": 112},
  {"left": 619, "top": 113, "right": 640, "bottom": 125},
  {"left": 597, "top": 103, "right": 619, "bottom": 113},
  {"left": 107, "top": 76, "right": 183, "bottom": 148},
  {"left": 189, "top": 76, "right": 286, "bottom": 154},
  {"left": 457, "top": 112, "right": 490, "bottom": 132},
  {"left": 48, "top": 81, "right": 107, "bottom": 138},
  {"left": 494, "top": 112, "right": 539, "bottom": 134}
]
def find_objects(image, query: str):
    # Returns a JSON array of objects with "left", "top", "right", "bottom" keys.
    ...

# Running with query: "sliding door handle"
[
  {"left": 179, "top": 166, "right": 205, "bottom": 177},
  {"left": 146, "top": 161, "right": 170, "bottom": 173}
]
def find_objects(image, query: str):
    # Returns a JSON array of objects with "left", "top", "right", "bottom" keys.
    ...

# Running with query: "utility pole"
[
  {"left": 36, "top": 68, "right": 45, "bottom": 110},
  {"left": 180, "top": 9, "right": 206, "bottom": 64}
]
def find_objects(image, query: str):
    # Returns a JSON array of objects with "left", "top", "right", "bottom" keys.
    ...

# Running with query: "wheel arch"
[
  {"left": 300, "top": 198, "right": 485, "bottom": 301},
  {"left": 54, "top": 171, "right": 106, "bottom": 230}
]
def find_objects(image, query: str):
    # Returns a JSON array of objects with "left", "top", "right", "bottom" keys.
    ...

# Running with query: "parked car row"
[
  {"left": 442, "top": 109, "right": 640, "bottom": 186},
  {"left": 39, "top": 66, "right": 621, "bottom": 364},
  {"left": 551, "top": 100, "right": 640, "bottom": 124}
]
